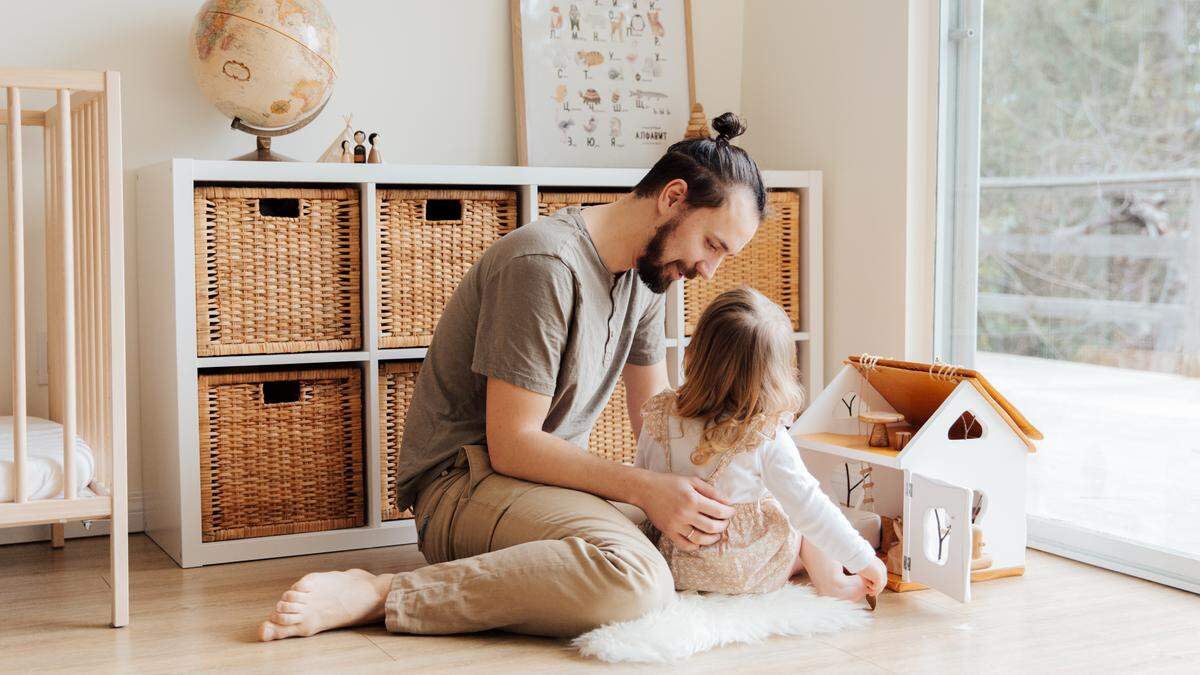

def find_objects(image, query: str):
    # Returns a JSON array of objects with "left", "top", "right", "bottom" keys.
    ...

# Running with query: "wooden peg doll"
[
  {"left": 367, "top": 133, "right": 383, "bottom": 163},
  {"left": 353, "top": 130, "right": 367, "bottom": 163},
  {"left": 340, "top": 140, "right": 353, "bottom": 163}
]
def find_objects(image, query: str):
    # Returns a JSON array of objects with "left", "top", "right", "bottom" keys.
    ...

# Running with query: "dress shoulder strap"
[{"left": 640, "top": 389, "right": 676, "bottom": 448}]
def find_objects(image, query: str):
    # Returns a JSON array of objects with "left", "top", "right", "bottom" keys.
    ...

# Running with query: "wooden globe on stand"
[{"left": 190, "top": 0, "right": 338, "bottom": 161}]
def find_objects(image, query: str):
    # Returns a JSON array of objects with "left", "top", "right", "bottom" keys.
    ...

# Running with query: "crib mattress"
[{"left": 1, "top": 416, "right": 96, "bottom": 502}]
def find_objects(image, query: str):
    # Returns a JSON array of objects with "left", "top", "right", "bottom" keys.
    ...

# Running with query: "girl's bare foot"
[{"left": 258, "top": 569, "right": 393, "bottom": 641}]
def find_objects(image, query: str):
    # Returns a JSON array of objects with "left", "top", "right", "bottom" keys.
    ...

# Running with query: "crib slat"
[
  {"left": 45, "top": 105, "right": 63, "bottom": 425},
  {"left": 81, "top": 101, "right": 96, "bottom": 472},
  {"left": 57, "top": 88, "right": 77, "bottom": 501},
  {"left": 103, "top": 69, "right": 129, "bottom": 629},
  {"left": 6, "top": 87, "right": 28, "bottom": 503},
  {"left": 89, "top": 99, "right": 107, "bottom": 486}
]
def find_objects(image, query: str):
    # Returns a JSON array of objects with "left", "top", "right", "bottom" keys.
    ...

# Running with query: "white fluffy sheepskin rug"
[{"left": 571, "top": 584, "right": 871, "bottom": 664}]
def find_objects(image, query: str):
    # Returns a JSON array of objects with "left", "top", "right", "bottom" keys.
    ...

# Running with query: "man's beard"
[{"left": 636, "top": 215, "right": 696, "bottom": 293}]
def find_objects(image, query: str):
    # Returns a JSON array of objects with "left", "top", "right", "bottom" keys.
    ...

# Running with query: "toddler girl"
[{"left": 636, "top": 287, "right": 886, "bottom": 604}]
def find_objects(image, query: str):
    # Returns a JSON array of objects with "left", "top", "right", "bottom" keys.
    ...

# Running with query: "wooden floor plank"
[{"left": 1, "top": 534, "right": 1195, "bottom": 673}]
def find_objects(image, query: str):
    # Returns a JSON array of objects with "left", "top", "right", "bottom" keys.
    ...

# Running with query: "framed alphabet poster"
[{"left": 511, "top": 0, "right": 695, "bottom": 167}]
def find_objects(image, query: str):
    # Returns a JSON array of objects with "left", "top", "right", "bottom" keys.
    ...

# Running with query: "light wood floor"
[{"left": 2, "top": 534, "right": 1197, "bottom": 673}]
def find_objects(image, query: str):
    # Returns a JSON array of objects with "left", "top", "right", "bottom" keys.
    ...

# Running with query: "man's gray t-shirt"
[{"left": 393, "top": 207, "right": 666, "bottom": 510}]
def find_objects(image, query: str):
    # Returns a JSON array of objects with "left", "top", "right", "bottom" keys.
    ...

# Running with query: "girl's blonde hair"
[{"left": 676, "top": 287, "right": 805, "bottom": 464}]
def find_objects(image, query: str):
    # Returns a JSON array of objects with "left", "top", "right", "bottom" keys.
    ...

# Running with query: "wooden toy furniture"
[
  {"left": 136, "top": 160, "right": 823, "bottom": 566},
  {"left": 790, "top": 355, "right": 1042, "bottom": 602},
  {"left": 1, "top": 69, "right": 129, "bottom": 626}
]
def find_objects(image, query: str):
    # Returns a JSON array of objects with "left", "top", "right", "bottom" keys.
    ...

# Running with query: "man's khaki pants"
[{"left": 384, "top": 446, "right": 676, "bottom": 637}]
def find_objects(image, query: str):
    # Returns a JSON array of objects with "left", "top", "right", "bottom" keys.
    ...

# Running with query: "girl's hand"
[
  {"left": 636, "top": 471, "right": 734, "bottom": 552},
  {"left": 859, "top": 557, "right": 887, "bottom": 596}
]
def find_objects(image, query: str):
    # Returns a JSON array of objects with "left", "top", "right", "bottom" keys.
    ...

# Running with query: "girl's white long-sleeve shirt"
[{"left": 634, "top": 402, "right": 877, "bottom": 573}]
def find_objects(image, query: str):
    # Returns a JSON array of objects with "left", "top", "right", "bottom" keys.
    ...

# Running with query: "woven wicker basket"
[
  {"left": 379, "top": 361, "right": 421, "bottom": 521},
  {"left": 194, "top": 187, "right": 362, "bottom": 356},
  {"left": 537, "top": 190, "right": 627, "bottom": 217},
  {"left": 378, "top": 189, "right": 519, "bottom": 348},
  {"left": 684, "top": 190, "right": 801, "bottom": 334},
  {"left": 589, "top": 379, "right": 637, "bottom": 464},
  {"left": 198, "top": 367, "right": 365, "bottom": 542}
]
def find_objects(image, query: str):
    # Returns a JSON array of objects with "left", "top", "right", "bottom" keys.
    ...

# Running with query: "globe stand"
[
  {"left": 232, "top": 136, "right": 296, "bottom": 162},
  {"left": 229, "top": 98, "right": 329, "bottom": 162}
]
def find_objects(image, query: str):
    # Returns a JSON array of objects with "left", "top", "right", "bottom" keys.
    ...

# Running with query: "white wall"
[
  {"left": 740, "top": 0, "right": 933, "bottom": 381},
  {"left": 0, "top": 1, "right": 745, "bottom": 514}
]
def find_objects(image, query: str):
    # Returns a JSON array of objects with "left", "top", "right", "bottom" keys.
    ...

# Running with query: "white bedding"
[{"left": 1, "top": 416, "right": 96, "bottom": 502}]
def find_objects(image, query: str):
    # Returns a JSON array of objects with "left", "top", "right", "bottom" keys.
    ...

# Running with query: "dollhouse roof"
[{"left": 847, "top": 355, "right": 1043, "bottom": 451}]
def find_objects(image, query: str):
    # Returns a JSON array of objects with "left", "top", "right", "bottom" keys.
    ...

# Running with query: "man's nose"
[{"left": 697, "top": 258, "right": 718, "bottom": 281}]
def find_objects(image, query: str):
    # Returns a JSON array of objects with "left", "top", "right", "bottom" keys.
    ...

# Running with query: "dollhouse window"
[
  {"left": 923, "top": 507, "right": 952, "bottom": 566},
  {"left": 947, "top": 410, "right": 985, "bottom": 440}
]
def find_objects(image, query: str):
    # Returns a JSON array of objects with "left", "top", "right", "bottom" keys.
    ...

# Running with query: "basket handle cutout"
[
  {"left": 258, "top": 198, "right": 301, "bottom": 218},
  {"left": 425, "top": 199, "right": 463, "bottom": 221},
  {"left": 262, "top": 380, "right": 303, "bottom": 405}
]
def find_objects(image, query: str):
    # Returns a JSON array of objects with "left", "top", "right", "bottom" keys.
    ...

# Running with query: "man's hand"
[{"left": 636, "top": 471, "right": 735, "bottom": 552}]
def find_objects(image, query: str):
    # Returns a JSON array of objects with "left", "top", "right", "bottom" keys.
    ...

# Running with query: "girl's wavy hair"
[
  {"left": 632, "top": 112, "right": 767, "bottom": 219},
  {"left": 675, "top": 287, "right": 805, "bottom": 464}
]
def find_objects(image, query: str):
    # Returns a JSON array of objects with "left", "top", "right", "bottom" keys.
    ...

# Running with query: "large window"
[{"left": 938, "top": 0, "right": 1200, "bottom": 591}]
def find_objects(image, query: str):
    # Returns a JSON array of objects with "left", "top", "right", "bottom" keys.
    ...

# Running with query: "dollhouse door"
[{"left": 903, "top": 471, "right": 974, "bottom": 603}]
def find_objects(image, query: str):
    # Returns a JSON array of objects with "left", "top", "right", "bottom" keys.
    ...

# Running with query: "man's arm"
[
  {"left": 622, "top": 360, "right": 670, "bottom": 440},
  {"left": 485, "top": 376, "right": 732, "bottom": 551}
]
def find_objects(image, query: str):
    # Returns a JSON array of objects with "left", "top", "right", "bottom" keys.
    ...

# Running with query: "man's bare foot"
[{"left": 258, "top": 569, "right": 393, "bottom": 641}]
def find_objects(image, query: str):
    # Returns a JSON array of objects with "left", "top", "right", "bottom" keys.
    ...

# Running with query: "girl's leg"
[{"left": 794, "top": 535, "right": 868, "bottom": 602}]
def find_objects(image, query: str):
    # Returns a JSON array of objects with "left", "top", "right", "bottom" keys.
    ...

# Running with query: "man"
[{"left": 261, "top": 113, "right": 766, "bottom": 640}]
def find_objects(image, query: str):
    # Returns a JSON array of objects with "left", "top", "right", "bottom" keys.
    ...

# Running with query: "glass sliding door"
[{"left": 937, "top": 0, "right": 1200, "bottom": 592}]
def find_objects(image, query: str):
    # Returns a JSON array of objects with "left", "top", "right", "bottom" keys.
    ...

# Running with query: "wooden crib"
[{"left": 1, "top": 69, "right": 128, "bottom": 627}]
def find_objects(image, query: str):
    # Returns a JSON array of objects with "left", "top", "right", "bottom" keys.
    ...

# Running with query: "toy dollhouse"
[{"left": 790, "top": 355, "right": 1042, "bottom": 602}]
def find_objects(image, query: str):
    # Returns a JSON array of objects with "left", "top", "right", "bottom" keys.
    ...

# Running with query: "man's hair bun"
[{"left": 711, "top": 112, "right": 747, "bottom": 143}]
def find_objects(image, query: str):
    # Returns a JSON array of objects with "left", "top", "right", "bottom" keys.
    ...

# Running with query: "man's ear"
[{"left": 658, "top": 179, "right": 689, "bottom": 214}]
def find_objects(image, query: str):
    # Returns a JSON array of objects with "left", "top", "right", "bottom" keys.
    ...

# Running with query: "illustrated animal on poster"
[
  {"left": 569, "top": 4, "right": 582, "bottom": 39},
  {"left": 576, "top": 50, "right": 605, "bottom": 79},
  {"left": 641, "top": 56, "right": 662, "bottom": 79},
  {"left": 552, "top": 83, "right": 570, "bottom": 110},
  {"left": 610, "top": 116, "right": 622, "bottom": 145},
  {"left": 611, "top": 90, "right": 622, "bottom": 112},
  {"left": 630, "top": 89, "right": 667, "bottom": 114},
  {"left": 609, "top": 10, "right": 626, "bottom": 41},
  {"left": 582, "top": 116, "right": 598, "bottom": 134},
  {"left": 549, "top": 5, "right": 563, "bottom": 39},
  {"left": 556, "top": 117, "right": 576, "bottom": 143},
  {"left": 579, "top": 88, "right": 601, "bottom": 110},
  {"left": 648, "top": 9, "right": 665, "bottom": 40},
  {"left": 627, "top": 13, "right": 646, "bottom": 37}
]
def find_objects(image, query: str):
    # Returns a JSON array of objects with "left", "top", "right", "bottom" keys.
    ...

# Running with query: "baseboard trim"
[
  {"left": 0, "top": 491, "right": 144, "bottom": 546},
  {"left": 1027, "top": 515, "right": 1200, "bottom": 595}
]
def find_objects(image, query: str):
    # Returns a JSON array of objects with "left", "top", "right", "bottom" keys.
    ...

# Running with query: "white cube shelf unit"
[{"left": 136, "top": 159, "right": 823, "bottom": 567}]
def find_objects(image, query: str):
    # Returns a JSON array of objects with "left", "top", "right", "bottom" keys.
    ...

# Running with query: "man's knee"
[{"left": 578, "top": 545, "right": 675, "bottom": 627}]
